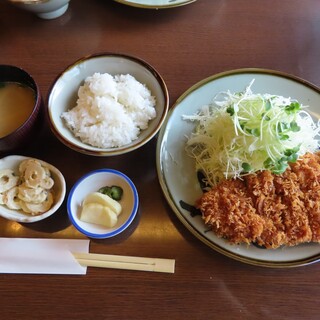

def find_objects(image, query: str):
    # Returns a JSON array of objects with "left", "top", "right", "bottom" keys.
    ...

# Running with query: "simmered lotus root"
[
  {"left": 0, "top": 193, "right": 4, "bottom": 205},
  {"left": 0, "top": 159, "right": 55, "bottom": 215},
  {"left": 20, "top": 192, "right": 53, "bottom": 215},
  {"left": 23, "top": 160, "right": 47, "bottom": 188},
  {"left": 18, "top": 184, "right": 47, "bottom": 204},
  {"left": 0, "top": 169, "right": 19, "bottom": 193},
  {"left": 20, "top": 159, "right": 54, "bottom": 190},
  {"left": 4, "top": 187, "right": 21, "bottom": 210},
  {"left": 40, "top": 176, "right": 54, "bottom": 190}
]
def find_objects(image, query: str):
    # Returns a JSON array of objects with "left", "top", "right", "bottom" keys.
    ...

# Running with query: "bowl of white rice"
[{"left": 47, "top": 53, "right": 169, "bottom": 156}]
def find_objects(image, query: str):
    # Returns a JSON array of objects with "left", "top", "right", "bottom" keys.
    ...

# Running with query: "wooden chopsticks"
[{"left": 73, "top": 252, "right": 175, "bottom": 274}]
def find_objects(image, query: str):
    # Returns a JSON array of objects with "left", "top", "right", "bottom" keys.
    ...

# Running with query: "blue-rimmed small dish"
[{"left": 67, "top": 169, "right": 139, "bottom": 239}]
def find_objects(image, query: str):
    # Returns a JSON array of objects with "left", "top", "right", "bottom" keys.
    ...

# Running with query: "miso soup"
[{"left": 0, "top": 82, "right": 35, "bottom": 138}]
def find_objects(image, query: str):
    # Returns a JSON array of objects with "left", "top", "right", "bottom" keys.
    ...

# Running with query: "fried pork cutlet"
[{"left": 197, "top": 152, "right": 320, "bottom": 249}]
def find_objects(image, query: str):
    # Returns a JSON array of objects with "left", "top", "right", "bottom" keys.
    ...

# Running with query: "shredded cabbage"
[{"left": 183, "top": 80, "right": 320, "bottom": 187}]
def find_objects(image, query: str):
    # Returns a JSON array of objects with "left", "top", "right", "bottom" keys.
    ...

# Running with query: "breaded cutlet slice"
[
  {"left": 198, "top": 179, "right": 265, "bottom": 246},
  {"left": 197, "top": 152, "right": 320, "bottom": 249}
]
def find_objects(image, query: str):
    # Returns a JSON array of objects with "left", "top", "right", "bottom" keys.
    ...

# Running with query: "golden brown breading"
[
  {"left": 199, "top": 179, "right": 265, "bottom": 245},
  {"left": 197, "top": 152, "right": 320, "bottom": 249}
]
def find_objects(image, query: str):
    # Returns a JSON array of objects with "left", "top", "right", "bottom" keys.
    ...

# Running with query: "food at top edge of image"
[
  {"left": 0, "top": 159, "right": 55, "bottom": 216},
  {"left": 61, "top": 72, "right": 157, "bottom": 149},
  {"left": 182, "top": 80, "right": 320, "bottom": 249}
]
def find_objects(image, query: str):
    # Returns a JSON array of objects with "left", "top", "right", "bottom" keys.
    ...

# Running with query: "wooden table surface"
[{"left": 1, "top": 0, "right": 320, "bottom": 319}]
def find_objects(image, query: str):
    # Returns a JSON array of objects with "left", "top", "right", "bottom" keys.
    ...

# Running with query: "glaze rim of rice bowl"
[{"left": 46, "top": 53, "right": 169, "bottom": 156}]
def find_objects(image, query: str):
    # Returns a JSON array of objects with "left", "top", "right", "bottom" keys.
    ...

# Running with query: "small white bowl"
[
  {"left": 47, "top": 53, "right": 169, "bottom": 156},
  {"left": 0, "top": 155, "right": 66, "bottom": 223},
  {"left": 67, "top": 169, "right": 139, "bottom": 239},
  {"left": 9, "top": 0, "right": 70, "bottom": 20}
]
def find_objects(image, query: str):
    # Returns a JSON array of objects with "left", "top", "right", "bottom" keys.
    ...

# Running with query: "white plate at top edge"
[
  {"left": 156, "top": 68, "right": 320, "bottom": 268},
  {"left": 114, "top": 0, "right": 197, "bottom": 9}
]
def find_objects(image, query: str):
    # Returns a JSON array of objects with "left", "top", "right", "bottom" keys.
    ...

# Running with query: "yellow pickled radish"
[
  {"left": 80, "top": 203, "right": 118, "bottom": 228},
  {"left": 83, "top": 192, "right": 122, "bottom": 216}
]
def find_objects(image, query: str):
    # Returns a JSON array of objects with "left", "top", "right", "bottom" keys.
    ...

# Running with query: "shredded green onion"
[{"left": 182, "top": 80, "right": 320, "bottom": 187}]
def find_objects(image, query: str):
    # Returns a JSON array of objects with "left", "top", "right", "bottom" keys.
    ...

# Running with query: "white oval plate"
[
  {"left": 156, "top": 68, "right": 320, "bottom": 268},
  {"left": 114, "top": 0, "right": 196, "bottom": 9}
]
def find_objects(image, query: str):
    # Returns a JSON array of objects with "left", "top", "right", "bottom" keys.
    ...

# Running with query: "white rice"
[{"left": 61, "top": 72, "right": 156, "bottom": 148}]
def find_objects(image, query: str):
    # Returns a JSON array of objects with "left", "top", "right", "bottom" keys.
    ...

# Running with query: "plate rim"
[
  {"left": 156, "top": 67, "right": 320, "bottom": 268},
  {"left": 113, "top": 0, "right": 197, "bottom": 9}
]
